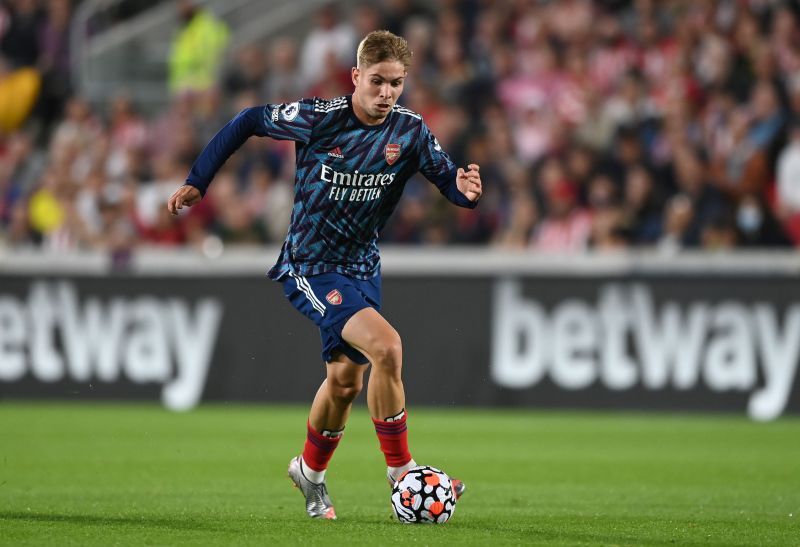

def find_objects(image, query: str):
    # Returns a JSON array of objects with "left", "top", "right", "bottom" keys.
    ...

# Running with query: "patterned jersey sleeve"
[
  {"left": 185, "top": 99, "right": 315, "bottom": 196},
  {"left": 258, "top": 99, "right": 315, "bottom": 141},
  {"left": 416, "top": 121, "right": 477, "bottom": 209}
]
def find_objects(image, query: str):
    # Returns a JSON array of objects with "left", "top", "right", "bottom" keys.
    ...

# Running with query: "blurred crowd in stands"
[{"left": 3, "top": 0, "right": 800, "bottom": 256}]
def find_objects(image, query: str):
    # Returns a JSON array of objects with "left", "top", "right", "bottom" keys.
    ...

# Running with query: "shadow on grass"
[{"left": 0, "top": 511, "right": 228, "bottom": 533}]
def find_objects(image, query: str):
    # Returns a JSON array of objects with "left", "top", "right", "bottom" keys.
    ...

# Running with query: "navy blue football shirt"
[{"left": 185, "top": 95, "right": 477, "bottom": 280}]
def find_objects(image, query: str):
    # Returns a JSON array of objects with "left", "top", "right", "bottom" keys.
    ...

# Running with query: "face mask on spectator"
[{"left": 737, "top": 203, "right": 763, "bottom": 234}]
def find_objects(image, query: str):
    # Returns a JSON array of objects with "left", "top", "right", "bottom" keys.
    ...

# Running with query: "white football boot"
[{"left": 288, "top": 456, "right": 337, "bottom": 520}]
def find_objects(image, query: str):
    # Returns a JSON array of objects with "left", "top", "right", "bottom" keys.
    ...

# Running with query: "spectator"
[
  {"left": 7, "top": 0, "right": 800, "bottom": 252},
  {"left": 590, "top": 205, "right": 631, "bottom": 252},
  {"left": 701, "top": 212, "right": 738, "bottom": 251},
  {"left": 382, "top": 0, "right": 430, "bottom": 38},
  {"left": 673, "top": 145, "right": 728, "bottom": 246},
  {"left": 622, "top": 164, "right": 662, "bottom": 244},
  {"left": 381, "top": 183, "right": 429, "bottom": 243},
  {"left": 222, "top": 43, "right": 268, "bottom": 97},
  {"left": 493, "top": 162, "right": 538, "bottom": 249},
  {"left": 36, "top": 0, "right": 72, "bottom": 132},
  {"left": 92, "top": 186, "right": 136, "bottom": 256},
  {"left": 657, "top": 193, "right": 694, "bottom": 255},
  {"left": 431, "top": 31, "right": 474, "bottom": 105},
  {"left": 511, "top": 99, "right": 554, "bottom": 165},
  {"left": 0, "top": 130, "right": 44, "bottom": 214},
  {"left": 734, "top": 194, "right": 791, "bottom": 248},
  {"left": 298, "top": 5, "right": 355, "bottom": 92},
  {"left": 48, "top": 95, "right": 104, "bottom": 182},
  {"left": 168, "top": 0, "right": 229, "bottom": 96},
  {"left": 306, "top": 49, "right": 353, "bottom": 99},
  {"left": 0, "top": 0, "right": 42, "bottom": 68},
  {"left": 263, "top": 36, "right": 303, "bottom": 102},
  {"left": 531, "top": 179, "right": 592, "bottom": 252},
  {"left": 4, "top": 201, "right": 38, "bottom": 247},
  {"left": 352, "top": 2, "right": 383, "bottom": 39},
  {"left": 27, "top": 167, "right": 68, "bottom": 246},
  {"left": 135, "top": 153, "right": 193, "bottom": 240},
  {"left": 207, "top": 171, "right": 265, "bottom": 244},
  {"left": 747, "top": 78, "right": 785, "bottom": 153},
  {"left": 494, "top": 194, "right": 537, "bottom": 249},
  {"left": 709, "top": 108, "right": 770, "bottom": 203},
  {"left": 106, "top": 94, "right": 147, "bottom": 183},
  {"left": 775, "top": 119, "right": 800, "bottom": 243},
  {"left": 603, "top": 70, "right": 656, "bottom": 133},
  {"left": 243, "top": 165, "right": 292, "bottom": 243},
  {"left": 769, "top": 3, "right": 800, "bottom": 76}
]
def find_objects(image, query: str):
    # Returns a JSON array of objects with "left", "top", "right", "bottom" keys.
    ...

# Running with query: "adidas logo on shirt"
[{"left": 327, "top": 147, "right": 344, "bottom": 159}]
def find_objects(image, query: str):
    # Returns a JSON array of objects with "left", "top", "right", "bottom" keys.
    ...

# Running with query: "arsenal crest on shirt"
[
  {"left": 384, "top": 143, "right": 401, "bottom": 165},
  {"left": 326, "top": 289, "right": 343, "bottom": 305}
]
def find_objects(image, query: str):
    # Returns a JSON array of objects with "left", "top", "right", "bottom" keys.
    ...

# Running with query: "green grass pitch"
[{"left": 1, "top": 403, "right": 798, "bottom": 546}]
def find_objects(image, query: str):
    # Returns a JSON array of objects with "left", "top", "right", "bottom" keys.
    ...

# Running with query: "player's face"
[{"left": 351, "top": 60, "right": 406, "bottom": 125}]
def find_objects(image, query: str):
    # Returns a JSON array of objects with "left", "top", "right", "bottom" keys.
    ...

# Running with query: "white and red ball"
[{"left": 390, "top": 465, "right": 457, "bottom": 524}]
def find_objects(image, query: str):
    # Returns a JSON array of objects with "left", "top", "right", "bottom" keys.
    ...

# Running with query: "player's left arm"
[
  {"left": 455, "top": 163, "right": 482, "bottom": 203},
  {"left": 417, "top": 122, "right": 480, "bottom": 209}
]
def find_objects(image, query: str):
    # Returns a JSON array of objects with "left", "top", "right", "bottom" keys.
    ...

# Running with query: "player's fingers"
[
  {"left": 468, "top": 163, "right": 480, "bottom": 172},
  {"left": 168, "top": 192, "right": 186, "bottom": 215},
  {"left": 457, "top": 167, "right": 465, "bottom": 178}
]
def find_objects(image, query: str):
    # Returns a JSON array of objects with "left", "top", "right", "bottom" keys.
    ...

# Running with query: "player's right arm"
[
  {"left": 167, "top": 184, "right": 202, "bottom": 215},
  {"left": 168, "top": 100, "right": 315, "bottom": 215}
]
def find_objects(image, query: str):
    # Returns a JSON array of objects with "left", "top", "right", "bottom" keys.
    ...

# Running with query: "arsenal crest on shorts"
[
  {"left": 384, "top": 143, "right": 401, "bottom": 165},
  {"left": 326, "top": 289, "right": 343, "bottom": 305}
]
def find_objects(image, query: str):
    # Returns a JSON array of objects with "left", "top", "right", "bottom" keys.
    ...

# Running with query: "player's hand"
[
  {"left": 456, "top": 163, "right": 482, "bottom": 202},
  {"left": 167, "top": 185, "right": 202, "bottom": 215}
]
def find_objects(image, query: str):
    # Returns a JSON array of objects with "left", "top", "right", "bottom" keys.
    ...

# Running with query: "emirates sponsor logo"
[{"left": 320, "top": 164, "right": 395, "bottom": 202}]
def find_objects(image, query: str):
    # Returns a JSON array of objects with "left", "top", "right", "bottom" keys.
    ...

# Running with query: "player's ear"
[{"left": 351, "top": 67, "right": 360, "bottom": 87}]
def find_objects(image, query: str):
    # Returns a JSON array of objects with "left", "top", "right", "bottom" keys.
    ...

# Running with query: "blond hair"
[{"left": 356, "top": 30, "right": 412, "bottom": 69}]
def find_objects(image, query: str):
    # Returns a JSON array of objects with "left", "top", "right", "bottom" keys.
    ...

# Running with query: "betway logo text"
[
  {"left": 491, "top": 280, "right": 800, "bottom": 421},
  {"left": 0, "top": 282, "right": 223, "bottom": 410}
]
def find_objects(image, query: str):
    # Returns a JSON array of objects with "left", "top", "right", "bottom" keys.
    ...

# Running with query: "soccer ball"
[{"left": 390, "top": 465, "right": 457, "bottom": 524}]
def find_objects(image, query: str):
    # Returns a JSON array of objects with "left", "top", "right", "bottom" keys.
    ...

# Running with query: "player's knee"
[
  {"left": 371, "top": 334, "right": 402, "bottom": 376},
  {"left": 329, "top": 377, "right": 362, "bottom": 404},
  {"left": 332, "top": 384, "right": 361, "bottom": 404}
]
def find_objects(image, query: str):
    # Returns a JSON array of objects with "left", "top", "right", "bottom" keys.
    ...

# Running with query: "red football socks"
[
  {"left": 372, "top": 412, "right": 413, "bottom": 467},
  {"left": 302, "top": 421, "right": 342, "bottom": 472}
]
